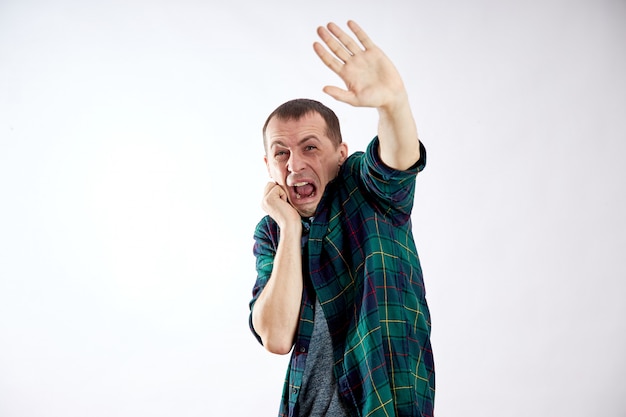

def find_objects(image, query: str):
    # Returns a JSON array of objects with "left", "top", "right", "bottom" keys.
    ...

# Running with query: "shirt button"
[
  {"left": 292, "top": 388, "right": 298, "bottom": 395},
  {"left": 299, "top": 346, "right": 306, "bottom": 353}
]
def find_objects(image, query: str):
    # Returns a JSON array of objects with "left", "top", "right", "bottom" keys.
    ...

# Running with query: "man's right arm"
[{"left": 251, "top": 182, "right": 304, "bottom": 355}]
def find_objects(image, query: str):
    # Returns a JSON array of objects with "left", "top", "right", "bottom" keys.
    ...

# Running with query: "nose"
[{"left": 287, "top": 151, "right": 304, "bottom": 173}]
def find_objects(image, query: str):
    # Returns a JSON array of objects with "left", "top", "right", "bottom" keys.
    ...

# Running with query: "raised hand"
[
  {"left": 314, "top": 20, "right": 421, "bottom": 171},
  {"left": 313, "top": 20, "right": 408, "bottom": 111}
]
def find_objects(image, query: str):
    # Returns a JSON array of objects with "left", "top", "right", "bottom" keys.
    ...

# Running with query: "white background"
[{"left": 1, "top": 0, "right": 625, "bottom": 416}]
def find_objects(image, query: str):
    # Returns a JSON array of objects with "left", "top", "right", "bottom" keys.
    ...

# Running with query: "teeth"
[
  {"left": 293, "top": 182, "right": 309, "bottom": 187},
  {"left": 295, "top": 191, "right": 315, "bottom": 200}
]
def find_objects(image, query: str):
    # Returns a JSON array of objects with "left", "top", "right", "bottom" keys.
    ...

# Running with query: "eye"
[
  {"left": 274, "top": 150, "right": 289, "bottom": 162},
  {"left": 304, "top": 145, "right": 317, "bottom": 151}
]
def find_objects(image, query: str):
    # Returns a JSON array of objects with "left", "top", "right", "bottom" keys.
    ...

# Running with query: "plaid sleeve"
[
  {"left": 360, "top": 137, "right": 427, "bottom": 224},
  {"left": 249, "top": 215, "right": 279, "bottom": 346}
]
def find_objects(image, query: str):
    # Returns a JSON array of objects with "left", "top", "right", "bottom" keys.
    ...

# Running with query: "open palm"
[{"left": 313, "top": 21, "right": 407, "bottom": 110}]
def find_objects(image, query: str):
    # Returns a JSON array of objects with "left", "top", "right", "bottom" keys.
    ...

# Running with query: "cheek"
[
  {"left": 268, "top": 165, "right": 286, "bottom": 182},
  {"left": 322, "top": 160, "right": 339, "bottom": 180}
]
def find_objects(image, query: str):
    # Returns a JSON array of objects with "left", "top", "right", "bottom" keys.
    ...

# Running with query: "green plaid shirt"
[{"left": 250, "top": 137, "right": 434, "bottom": 417}]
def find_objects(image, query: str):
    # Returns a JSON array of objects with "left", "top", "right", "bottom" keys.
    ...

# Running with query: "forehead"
[{"left": 265, "top": 112, "right": 328, "bottom": 146}]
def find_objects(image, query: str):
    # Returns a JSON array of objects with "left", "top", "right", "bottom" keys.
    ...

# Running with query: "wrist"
[
  {"left": 377, "top": 90, "right": 410, "bottom": 116},
  {"left": 276, "top": 216, "right": 303, "bottom": 235}
]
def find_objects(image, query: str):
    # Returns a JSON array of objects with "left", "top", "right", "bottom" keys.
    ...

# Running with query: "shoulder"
[{"left": 254, "top": 215, "right": 279, "bottom": 243}]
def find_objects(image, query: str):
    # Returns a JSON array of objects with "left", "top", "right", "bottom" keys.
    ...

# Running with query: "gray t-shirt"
[{"left": 298, "top": 298, "right": 349, "bottom": 416}]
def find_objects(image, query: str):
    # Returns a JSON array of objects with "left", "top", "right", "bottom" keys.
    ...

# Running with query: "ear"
[
  {"left": 338, "top": 142, "right": 349, "bottom": 166},
  {"left": 264, "top": 155, "right": 273, "bottom": 180}
]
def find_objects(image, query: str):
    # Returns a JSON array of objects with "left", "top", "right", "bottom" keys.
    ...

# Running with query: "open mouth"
[{"left": 292, "top": 181, "right": 316, "bottom": 200}]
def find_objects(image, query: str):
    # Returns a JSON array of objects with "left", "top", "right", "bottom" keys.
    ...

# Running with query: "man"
[{"left": 249, "top": 20, "right": 435, "bottom": 417}]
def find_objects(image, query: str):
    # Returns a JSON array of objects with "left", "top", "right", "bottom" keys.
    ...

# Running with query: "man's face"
[{"left": 264, "top": 112, "right": 348, "bottom": 218}]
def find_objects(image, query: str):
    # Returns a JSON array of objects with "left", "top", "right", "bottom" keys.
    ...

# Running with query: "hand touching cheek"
[{"left": 261, "top": 182, "right": 302, "bottom": 229}]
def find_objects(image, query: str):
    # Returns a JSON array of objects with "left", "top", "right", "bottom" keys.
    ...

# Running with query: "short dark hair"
[{"left": 262, "top": 99, "right": 343, "bottom": 152}]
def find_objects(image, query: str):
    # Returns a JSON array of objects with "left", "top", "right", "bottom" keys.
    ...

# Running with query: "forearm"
[
  {"left": 252, "top": 222, "right": 303, "bottom": 355},
  {"left": 377, "top": 92, "right": 421, "bottom": 171}
]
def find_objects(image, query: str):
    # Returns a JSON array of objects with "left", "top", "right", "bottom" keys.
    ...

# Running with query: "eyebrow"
[{"left": 269, "top": 136, "right": 321, "bottom": 149}]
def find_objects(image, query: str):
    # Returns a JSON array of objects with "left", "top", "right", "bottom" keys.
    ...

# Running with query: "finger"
[
  {"left": 346, "top": 20, "right": 375, "bottom": 50},
  {"left": 322, "top": 85, "right": 357, "bottom": 106},
  {"left": 264, "top": 182, "right": 283, "bottom": 199},
  {"left": 276, "top": 185, "right": 288, "bottom": 201},
  {"left": 264, "top": 182, "right": 276, "bottom": 195},
  {"left": 263, "top": 182, "right": 288, "bottom": 207},
  {"left": 270, "top": 182, "right": 289, "bottom": 201},
  {"left": 262, "top": 183, "right": 275, "bottom": 210},
  {"left": 326, "top": 22, "right": 364, "bottom": 55},
  {"left": 313, "top": 41, "right": 343, "bottom": 74},
  {"left": 316, "top": 25, "right": 353, "bottom": 63}
]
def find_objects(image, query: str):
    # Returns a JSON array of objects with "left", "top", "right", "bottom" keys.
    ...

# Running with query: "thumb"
[{"left": 323, "top": 86, "right": 356, "bottom": 105}]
